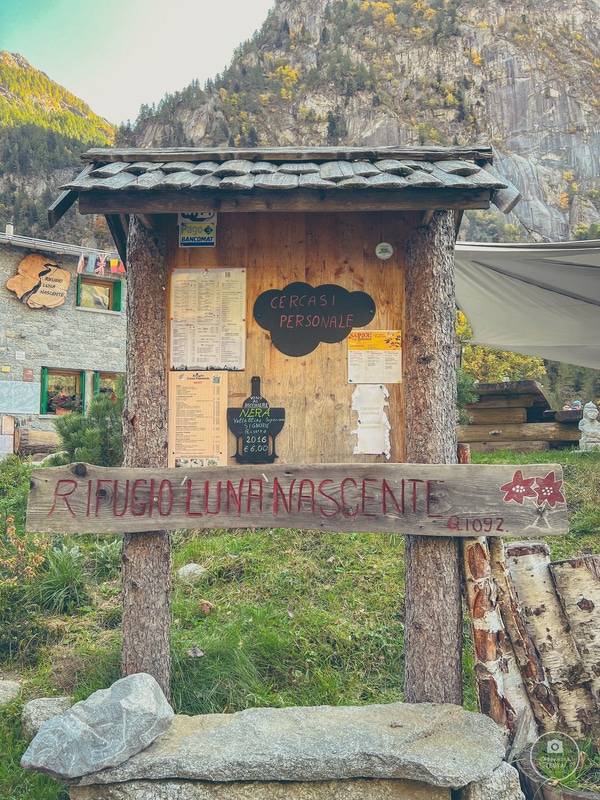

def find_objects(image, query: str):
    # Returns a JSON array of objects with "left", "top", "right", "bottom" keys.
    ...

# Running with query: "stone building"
[{"left": 0, "top": 225, "right": 126, "bottom": 453}]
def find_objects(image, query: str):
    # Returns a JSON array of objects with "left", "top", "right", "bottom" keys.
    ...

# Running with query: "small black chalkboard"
[
  {"left": 227, "top": 377, "right": 285, "bottom": 464},
  {"left": 253, "top": 281, "right": 375, "bottom": 356}
]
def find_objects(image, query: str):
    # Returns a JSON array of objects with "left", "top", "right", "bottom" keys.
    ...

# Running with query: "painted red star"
[
  {"left": 500, "top": 470, "right": 537, "bottom": 504},
  {"left": 534, "top": 471, "right": 565, "bottom": 507}
]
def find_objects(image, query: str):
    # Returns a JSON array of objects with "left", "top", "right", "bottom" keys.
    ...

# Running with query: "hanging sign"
[
  {"left": 178, "top": 212, "right": 217, "bottom": 247},
  {"left": 6, "top": 254, "right": 70, "bottom": 309},
  {"left": 253, "top": 282, "right": 375, "bottom": 356},
  {"left": 227, "top": 376, "right": 285, "bottom": 463},
  {"left": 27, "top": 463, "right": 569, "bottom": 537}
]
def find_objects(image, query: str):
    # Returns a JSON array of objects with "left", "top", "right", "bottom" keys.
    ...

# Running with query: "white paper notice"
[
  {"left": 351, "top": 384, "right": 391, "bottom": 459},
  {"left": 170, "top": 268, "right": 246, "bottom": 371}
]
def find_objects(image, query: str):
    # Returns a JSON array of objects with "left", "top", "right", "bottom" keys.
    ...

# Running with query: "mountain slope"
[
  {"left": 128, "top": 0, "right": 600, "bottom": 242},
  {"left": 0, "top": 51, "right": 115, "bottom": 246}
]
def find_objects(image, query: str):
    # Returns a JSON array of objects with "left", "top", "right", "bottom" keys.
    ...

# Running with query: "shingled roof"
[{"left": 49, "top": 145, "right": 520, "bottom": 260}]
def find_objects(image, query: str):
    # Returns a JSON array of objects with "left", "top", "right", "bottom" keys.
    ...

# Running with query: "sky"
[{"left": 1, "top": 0, "right": 276, "bottom": 125}]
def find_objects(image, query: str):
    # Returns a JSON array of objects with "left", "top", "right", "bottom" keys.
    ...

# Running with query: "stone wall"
[
  {"left": 0, "top": 239, "right": 126, "bottom": 432},
  {"left": 21, "top": 676, "right": 525, "bottom": 800}
]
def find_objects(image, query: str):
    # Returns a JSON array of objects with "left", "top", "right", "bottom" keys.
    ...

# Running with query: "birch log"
[
  {"left": 505, "top": 541, "right": 599, "bottom": 736},
  {"left": 550, "top": 555, "right": 600, "bottom": 708},
  {"left": 489, "top": 538, "right": 559, "bottom": 735},
  {"left": 462, "top": 537, "right": 537, "bottom": 748}
]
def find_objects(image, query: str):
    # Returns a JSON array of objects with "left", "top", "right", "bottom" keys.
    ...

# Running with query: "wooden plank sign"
[{"left": 26, "top": 462, "right": 569, "bottom": 537}]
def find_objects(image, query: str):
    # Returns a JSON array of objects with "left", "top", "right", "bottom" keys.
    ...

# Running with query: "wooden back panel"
[{"left": 168, "top": 210, "right": 417, "bottom": 464}]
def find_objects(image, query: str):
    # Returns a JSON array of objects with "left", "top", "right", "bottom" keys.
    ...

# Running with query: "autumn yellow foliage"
[{"left": 457, "top": 312, "right": 546, "bottom": 382}]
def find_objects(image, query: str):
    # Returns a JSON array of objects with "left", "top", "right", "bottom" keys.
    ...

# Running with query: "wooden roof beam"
[
  {"left": 78, "top": 188, "right": 493, "bottom": 216},
  {"left": 105, "top": 214, "right": 129, "bottom": 263},
  {"left": 80, "top": 145, "right": 495, "bottom": 165}
]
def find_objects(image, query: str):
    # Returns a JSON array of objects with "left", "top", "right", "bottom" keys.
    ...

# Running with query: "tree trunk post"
[
  {"left": 121, "top": 215, "right": 172, "bottom": 699},
  {"left": 403, "top": 210, "right": 462, "bottom": 704}
]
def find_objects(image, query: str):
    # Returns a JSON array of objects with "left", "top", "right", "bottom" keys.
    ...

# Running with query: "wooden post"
[
  {"left": 121, "top": 215, "right": 172, "bottom": 699},
  {"left": 403, "top": 211, "right": 462, "bottom": 704}
]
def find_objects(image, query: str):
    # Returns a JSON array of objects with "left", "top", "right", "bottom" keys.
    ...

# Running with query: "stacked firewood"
[{"left": 463, "top": 536, "right": 600, "bottom": 752}]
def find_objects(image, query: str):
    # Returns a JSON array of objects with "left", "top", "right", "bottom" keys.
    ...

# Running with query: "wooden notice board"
[{"left": 168, "top": 210, "right": 412, "bottom": 466}]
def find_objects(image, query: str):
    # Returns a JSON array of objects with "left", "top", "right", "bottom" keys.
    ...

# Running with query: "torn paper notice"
[{"left": 351, "top": 384, "right": 391, "bottom": 459}]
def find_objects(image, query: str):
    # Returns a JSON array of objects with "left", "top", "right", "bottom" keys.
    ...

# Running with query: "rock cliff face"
[{"left": 132, "top": 0, "right": 600, "bottom": 242}]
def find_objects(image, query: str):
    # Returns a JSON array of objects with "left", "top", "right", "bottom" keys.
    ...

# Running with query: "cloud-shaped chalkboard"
[{"left": 253, "top": 282, "right": 375, "bottom": 357}]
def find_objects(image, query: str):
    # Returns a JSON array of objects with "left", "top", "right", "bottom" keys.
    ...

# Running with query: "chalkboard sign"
[
  {"left": 227, "top": 377, "right": 285, "bottom": 463},
  {"left": 253, "top": 282, "right": 375, "bottom": 356}
]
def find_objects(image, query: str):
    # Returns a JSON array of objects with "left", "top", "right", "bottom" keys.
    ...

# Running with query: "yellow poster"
[
  {"left": 168, "top": 371, "right": 228, "bottom": 467},
  {"left": 347, "top": 330, "right": 402, "bottom": 384}
]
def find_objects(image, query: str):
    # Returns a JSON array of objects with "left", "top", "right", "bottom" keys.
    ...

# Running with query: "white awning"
[{"left": 455, "top": 240, "right": 600, "bottom": 369}]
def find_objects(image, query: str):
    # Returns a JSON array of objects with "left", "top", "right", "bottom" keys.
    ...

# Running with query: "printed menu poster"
[
  {"left": 168, "top": 371, "right": 228, "bottom": 467},
  {"left": 347, "top": 330, "right": 402, "bottom": 384},
  {"left": 170, "top": 268, "right": 246, "bottom": 371}
]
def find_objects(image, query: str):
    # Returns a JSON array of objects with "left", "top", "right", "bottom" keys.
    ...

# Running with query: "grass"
[
  {"left": 0, "top": 702, "right": 69, "bottom": 799},
  {"left": 0, "top": 449, "right": 599, "bottom": 797}
]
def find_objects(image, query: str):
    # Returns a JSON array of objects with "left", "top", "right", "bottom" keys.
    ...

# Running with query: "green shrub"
[
  {"left": 457, "top": 367, "right": 478, "bottom": 424},
  {"left": 32, "top": 545, "right": 89, "bottom": 614},
  {"left": 0, "top": 583, "right": 49, "bottom": 665},
  {"left": 50, "top": 376, "right": 124, "bottom": 467},
  {"left": 90, "top": 539, "right": 122, "bottom": 579},
  {"left": 0, "top": 454, "right": 31, "bottom": 529}
]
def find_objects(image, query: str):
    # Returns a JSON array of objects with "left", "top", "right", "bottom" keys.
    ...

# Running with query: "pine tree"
[{"left": 51, "top": 378, "right": 124, "bottom": 467}]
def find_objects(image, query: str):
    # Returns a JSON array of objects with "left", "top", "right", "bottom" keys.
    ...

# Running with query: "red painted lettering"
[
  {"left": 158, "top": 480, "right": 173, "bottom": 516},
  {"left": 147, "top": 479, "right": 155, "bottom": 517},
  {"left": 318, "top": 480, "right": 340, "bottom": 518},
  {"left": 361, "top": 478, "right": 378, "bottom": 517},
  {"left": 247, "top": 479, "right": 263, "bottom": 514},
  {"left": 204, "top": 481, "right": 222, "bottom": 515},
  {"left": 426, "top": 480, "right": 443, "bottom": 518},
  {"left": 49, "top": 479, "right": 78, "bottom": 517},
  {"left": 185, "top": 479, "right": 203, "bottom": 517},
  {"left": 274, "top": 477, "right": 296, "bottom": 515},
  {"left": 226, "top": 480, "right": 244, "bottom": 515},
  {"left": 131, "top": 479, "right": 148, "bottom": 516},
  {"left": 382, "top": 479, "right": 404, "bottom": 516},
  {"left": 113, "top": 480, "right": 130, "bottom": 517},
  {"left": 297, "top": 479, "right": 316, "bottom": 514},
  {"left": 340, "top": 478, "right": 358, "bottom": 518},
  {"left": 407, "top": 479, "right": 424, "bottom": 513},
  {"left": 95, "top": 479, "right": 113, "bottom": 517}
]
